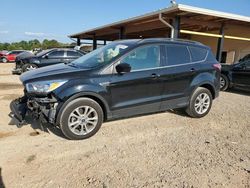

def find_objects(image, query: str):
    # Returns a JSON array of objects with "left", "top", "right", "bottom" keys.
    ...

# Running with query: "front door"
[
  {"left": 232, "top": 61, "right": 250, "bottom": 87},
  {"left": 40, "top": 50, "right": 65, "bottom": 67},
  {"left": 109, "top": 44, "right": 164, "bottom": 118}
]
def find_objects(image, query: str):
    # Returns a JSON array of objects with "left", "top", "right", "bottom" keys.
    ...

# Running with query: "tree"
[{"left": 0, "top": 39, "right": 68, "bottom": 51}]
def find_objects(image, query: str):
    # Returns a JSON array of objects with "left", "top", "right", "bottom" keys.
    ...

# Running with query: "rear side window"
[
  {"left": 206, "top": 51, "right": 217, "bottom": 62},
  {"left": 165, "top": 45, "right": 191, "bottom": 66},
  {"left": 67, "top": 50, "right": 82, "bottom": 57},
  {"left": 189, "top": 46, "right": 207, "bottom": 62},
  {"left": 48, "top": 50, "right": 64, "bottom": 58}
]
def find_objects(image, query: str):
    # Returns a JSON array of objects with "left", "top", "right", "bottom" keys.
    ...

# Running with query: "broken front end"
[
  {"left": 9, "top": 80, "right": 67, "bottom": 126},
  {"left": 10, "top": 93, "right": 59, "bottom": 126}
]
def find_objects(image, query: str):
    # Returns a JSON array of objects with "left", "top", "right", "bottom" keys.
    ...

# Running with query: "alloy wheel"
[
  {"left": 68, "top": 106, "right": 98, "bottom": 136},
  {"left": 26, "top": 65, "right": 37, "bottom": 71},
  {"left": 194, "top": 93, "right": 211, "bottom": 115},
  {"left": 220, "top": 76, "right": 225, "bottom": 89}
]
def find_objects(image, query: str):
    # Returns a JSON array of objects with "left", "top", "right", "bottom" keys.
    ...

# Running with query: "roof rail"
[{"left": 139, "top": 38, "right": 204, "bottom": 46}]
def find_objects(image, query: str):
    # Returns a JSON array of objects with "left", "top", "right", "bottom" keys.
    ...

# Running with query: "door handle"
[
  {"left": 190, "top": 68, "right": 196, "bottom": 72},
  {"left": 151, "top": 73, "right": 160, "bottom": 79}
]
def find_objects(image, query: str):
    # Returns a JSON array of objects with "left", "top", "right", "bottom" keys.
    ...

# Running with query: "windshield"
[
  {"left": 239, "top": 54, "right": 250, "bottom": 62},
  {"left": 70, "top": 41, "right": 136, "bottom": 68}
]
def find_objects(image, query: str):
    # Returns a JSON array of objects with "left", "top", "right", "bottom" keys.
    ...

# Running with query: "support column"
[
  {"left": 119, "top": 26, "right": 125, "bottom": 39},
  {"left": 172, "top": 16, "right": 180, "bottom": 38},
  {"left": 216, "top": 23, "right": 225, "bottom": 62},
  {"left": 77, "top": 38, "right": 81, "bottom": 46},
  {"left": 93, "top": 34, "right": 97, "bottom": 50},
  {"left": 104, "top": 40, "right": 107, "bottom": 45}
]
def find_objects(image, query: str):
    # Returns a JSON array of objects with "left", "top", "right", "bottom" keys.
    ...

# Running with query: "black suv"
[
  {"left": 10, "top": 39, "right": 220, "bottom": 140},
  {"left": 220, "top": 54, "right": 250, "bottom": 90},
  {"left": 12, "top": 48, "right": 85, "bottom": 74}
]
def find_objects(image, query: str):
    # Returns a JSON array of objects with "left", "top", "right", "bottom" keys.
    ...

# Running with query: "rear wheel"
[
  {"left": 220, "top": 74, "right": 229, "bottom": 91},
  {"left": 186, "top": 87, "right": 213, "bottom": 118},
  {"left": 22, "top": 64, "right": 38, "bottom": 72},
  {"left": 59, "top": 98, "right": 104, "bottom": 140}
]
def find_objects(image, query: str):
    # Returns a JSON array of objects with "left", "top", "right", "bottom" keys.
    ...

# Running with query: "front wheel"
[
  {"left": 186, "top": 87, "right": 213, "bottom": 118},
  {"left": 22, "top": 63, "right": 38, "bottom": 72},
  {"left": 59, "top": 98, "right": 104, "bottom": 140}
]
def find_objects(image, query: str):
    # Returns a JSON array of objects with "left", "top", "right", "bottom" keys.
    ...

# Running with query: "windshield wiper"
[{"left": 66, "top": 62, "right": 79, "bottom": 68}]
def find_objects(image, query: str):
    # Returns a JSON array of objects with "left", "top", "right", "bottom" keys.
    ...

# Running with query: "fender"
[
  {"left": 54, "top": 84, "right": 112, "bottom": 125},
  {"left": 190, "top": 72, "right": 218, "bottom": 98}
]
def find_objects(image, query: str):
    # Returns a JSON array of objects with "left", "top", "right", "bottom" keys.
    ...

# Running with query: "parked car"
[
  {"left": 0, "top": 50, "right": 8, "bottom": 59},
  {"left": 12, "top": 48, "right": 85, "bottom": 74},
  {"left": 1, "top": 50, "right": 26, "bottom": 63},
  {"left": 10, "top": 38, "right": 220, "bottom": 140},
  {"left": 220, "top": 54, "right": 250, "bottom": 91}
]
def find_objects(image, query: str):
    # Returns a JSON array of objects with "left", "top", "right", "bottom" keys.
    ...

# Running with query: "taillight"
[{"left": 213, "top": 63, "right": 221, "bottom": 71}]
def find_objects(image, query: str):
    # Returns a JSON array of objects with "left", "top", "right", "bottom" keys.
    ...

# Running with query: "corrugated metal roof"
[{"left": 69, "top": 4, "right": 250, "bottom": 38}]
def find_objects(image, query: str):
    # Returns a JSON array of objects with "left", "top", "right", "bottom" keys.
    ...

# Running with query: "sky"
[{"left": 0, "top": 0, "right": 250, "bottom": 43}]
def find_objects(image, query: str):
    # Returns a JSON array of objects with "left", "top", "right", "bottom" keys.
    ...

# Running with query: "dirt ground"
[{"left": 0, "top": 63, "right": 249, "bottom": 188}]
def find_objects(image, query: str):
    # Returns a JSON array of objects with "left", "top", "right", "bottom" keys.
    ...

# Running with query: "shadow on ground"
[
  {"left": 227, "top": 87, "right": 250, "bottom": 97},
  {"left": 8, "top": 115, "right": 68, "bottom": 140},
  {"left": 0, "top": 167, "right": 5, "bottom": 188}
]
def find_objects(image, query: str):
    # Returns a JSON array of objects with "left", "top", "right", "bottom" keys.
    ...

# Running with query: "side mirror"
[
  {"left": 43, "top": 54, "right": 48, "bottom": 59},
  {"left": 116, "top": 63, "right": 131, "bottom": 74}
]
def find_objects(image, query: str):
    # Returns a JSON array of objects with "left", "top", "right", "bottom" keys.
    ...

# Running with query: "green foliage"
[{"left": 0, "top": 39, "right": 69, "bottom": 51}]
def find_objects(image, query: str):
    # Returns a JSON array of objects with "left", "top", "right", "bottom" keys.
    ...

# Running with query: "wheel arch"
[
  {"left": 55, "top": 92, "right": 110, "bottom": 125},
  {"left": 190, "top": 72, "right": 219, "bottom": 99},
  {"left": 199, "top": 83, "right": 215, "bottom": 99}
]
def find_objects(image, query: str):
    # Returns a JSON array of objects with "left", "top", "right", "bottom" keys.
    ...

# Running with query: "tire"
[
  {"left": 1, "top": 57, "right": 8, "bottom": 63},
  {"left": 22, "top": 63, "right": 38, "bottom": 72},
  {"left": 220, "top": 74, "right": 229, "bottom": 91},
  {"left": 186, "top": 87, "right": 213, "bottom": 118},
  {"left": 59, "top": 98, "right": 104, "bottom": 140}
]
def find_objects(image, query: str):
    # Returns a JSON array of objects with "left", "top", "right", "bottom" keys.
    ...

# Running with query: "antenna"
[{"left": 170, "top": 0, "right": 177, "bottom": 6}]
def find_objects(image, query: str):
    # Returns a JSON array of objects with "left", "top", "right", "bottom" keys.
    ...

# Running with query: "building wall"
[{"left": 190, "top": 24, "right": 250, "bottom": 64}]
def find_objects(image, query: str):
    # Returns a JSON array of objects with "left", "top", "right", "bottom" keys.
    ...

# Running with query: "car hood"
[
  {"left": 20, "top": 63, "right": 91, "bottom": 84},
  {"left": 221, "top": 63, "right": 234, "bottom": 71},
  {"left": 16, "top": 52, "right": 35, "bottom": 60}
]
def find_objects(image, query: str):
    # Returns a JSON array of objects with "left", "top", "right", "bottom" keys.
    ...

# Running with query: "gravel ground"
[{"left": 0, "top": 64, "right": 249, "bottom": 188}]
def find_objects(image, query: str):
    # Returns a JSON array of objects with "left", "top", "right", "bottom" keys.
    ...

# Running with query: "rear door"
[
  {"left": 109, "top": 44, "right": 164, "bottom": 118},
  {"left": 232, "top": 61, "right": 250, "bottom": 87},
  {"left": 40, "top": 50, "right": 65, "bottom": 66},
  {"left": 160, "top": 44, "right": 207, "bottom": 110},
  {"left": 65, "top": 50, "right": 83, "bottom": 63}
]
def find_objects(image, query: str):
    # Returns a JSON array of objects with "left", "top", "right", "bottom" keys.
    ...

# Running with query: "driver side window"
[{"left": 120, "top": 45, "right": 160, "bottom": 71}]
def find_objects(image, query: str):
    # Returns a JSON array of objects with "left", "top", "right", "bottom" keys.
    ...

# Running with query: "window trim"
[{"left": 102, "top": 43, "right": 210, "bottom": 75}]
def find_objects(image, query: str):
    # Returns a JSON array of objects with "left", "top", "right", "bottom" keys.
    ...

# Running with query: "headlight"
[
  {"left": 26, "top": 80, "right": 67, "bottom": 93},
  {"left": 33, "top": 59, "right": 40, "bottom": 63}
]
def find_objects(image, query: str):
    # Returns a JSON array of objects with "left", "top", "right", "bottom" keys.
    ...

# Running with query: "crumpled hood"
[
  {"left": 16, "top": 52, "right": 35, "bottom": 61},
  {"left": 20, "top": 63, "right": 90, "bottom": 84}
]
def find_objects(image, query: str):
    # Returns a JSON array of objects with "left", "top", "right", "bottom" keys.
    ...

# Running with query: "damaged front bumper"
[
  {"left": 9, "top": 95, "right": 59, "bottom": 126},
  {"left": 9, "top": 97, "right": 28, "bottom": 126},
  {"left": 12, "top": 68, "right": 22, "bottom": 75}
]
